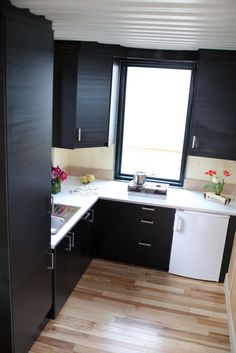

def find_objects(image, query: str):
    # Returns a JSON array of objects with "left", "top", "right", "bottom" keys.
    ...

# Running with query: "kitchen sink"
[
  {"left": 51, "top": 215, "right": 65, "bottom": 235},
  {"left": 51, "top": 204, "right": 81, "bottom": 235}
]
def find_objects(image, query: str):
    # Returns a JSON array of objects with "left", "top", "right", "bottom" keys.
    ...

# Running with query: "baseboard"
[{"left": 224, "top": 274, "right": 236, "bottom": 353}]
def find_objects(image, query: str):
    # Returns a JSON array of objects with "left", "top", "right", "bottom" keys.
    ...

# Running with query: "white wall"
[
  {"left": 68, "top": 145, "right": 115, "bottom": 171},
  {"left": 52, "top": 146, "right": 236, "bottom": 186},
  {"left": 51, "top": 147, "right": 69, "bottom": 169},
  {"left": 186, "top": 156, "right": 236, "bottom": 183}
]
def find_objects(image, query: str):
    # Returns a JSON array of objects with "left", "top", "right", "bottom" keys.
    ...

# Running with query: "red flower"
[
  {"left": 205, "top": 169, "right": 216, "bottom": 176},
  {"left": 51, "top": 165, "right": 67, "bottom": 183},
  {"left": 204, "top": 169, "right": 231, "bottom": 195},
  {"left": 223, "top": 170, "right": 231, "bottom": 177},
  {"left": 60, "top": 171, "right": 67, "bottom": 181}
]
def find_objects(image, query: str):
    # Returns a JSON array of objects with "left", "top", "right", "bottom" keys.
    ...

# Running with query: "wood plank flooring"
[{"left": 30, "top": 259, "right": 230, "bottom": 353}]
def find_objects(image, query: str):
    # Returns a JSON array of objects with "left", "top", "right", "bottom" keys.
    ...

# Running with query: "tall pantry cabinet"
[{"left": 0, "top": 2, "right": 53, "bottom": 353}]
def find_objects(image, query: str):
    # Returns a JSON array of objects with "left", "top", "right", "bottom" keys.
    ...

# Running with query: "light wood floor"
[{"left": 30, "top": 259, "right": 230, "bottom": 353}]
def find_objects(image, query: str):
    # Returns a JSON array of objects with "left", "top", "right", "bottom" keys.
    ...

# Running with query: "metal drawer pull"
[
  {"left": 83, "top": 211, "right": 90, "bottom": 220},
  {"left": 138, "top": 241, "right": 152, "bottom": 247},
  {"left": 142, "top": 207, "right": 155, "bottom": 212},
  {"left": 68, "top": 232, "right": 75, "bottom": 247},
  {"left": 192, "top": 135, "right": 196, "bottom": 149},
  {"left": 140, "top": 219, "right": 154, "bottom": 225},
  {"left": 65, "top": 235, "right": 72, "bottom": 251},
  {"left": 88, "top": 209, "right": 94, "bottom": 223},
  {"left": 47, "top": 253, "right": 54, "bottom": 270},
  {"left": 77, "top": 128, "right": 82, "bottom": 142}
]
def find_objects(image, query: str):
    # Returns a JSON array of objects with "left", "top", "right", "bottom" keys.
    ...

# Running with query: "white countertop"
[{"left": 51, "top": 176, "right": 236, "bottom": 249}]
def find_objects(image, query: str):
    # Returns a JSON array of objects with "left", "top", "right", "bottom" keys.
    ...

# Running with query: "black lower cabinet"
[
  {"left": 72, "top": 208, "right": 96, "bottom": 276},
  {"left": 50, "top": 208, "right": 96, "bottom": 319},
  {"left": 50, "top": 236, "right": 70, "bottom": 318},
  {"left": 96, "top": 200, "right": 175, "bottom": 270},
  {"left": 95, "top": 200, "right": 124, "bottom": 261},
  {"left": 12, "top": 253, "right": 51, "bottom": 353}
]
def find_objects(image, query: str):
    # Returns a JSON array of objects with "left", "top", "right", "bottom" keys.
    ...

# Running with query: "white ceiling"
[{"left": 11, "top": 0, "right": 236, "bottom": 51}]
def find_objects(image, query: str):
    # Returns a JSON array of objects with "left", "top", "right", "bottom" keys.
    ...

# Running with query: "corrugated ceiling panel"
[{"left": 10, "top": 0, "right": 236, "bottom": 50}]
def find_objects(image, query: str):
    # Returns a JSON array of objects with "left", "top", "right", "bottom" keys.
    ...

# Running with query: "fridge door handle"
[{"left": 173, "top": 214, "right": 183, "bottom": 232}]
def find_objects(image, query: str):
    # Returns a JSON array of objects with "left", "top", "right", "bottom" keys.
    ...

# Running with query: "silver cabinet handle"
[
  {"left": 47, "top": 252, "right": 54, "bottom": 270},
  {"left": 83, "top": 211, "right": 90, "bottom": 220},
  {"left": 140, "top": 219, "right": 154, "bottom": 225},
  {"left": 88, "top": 209, "right": 94, "bottom": 223},
  {"left": 138, "top": 241, "right": 152, "bottom": 247},
  {"left": 142, "top": 207, "right": 155, "bottom": 212},
  {"left": 68, "top": 232, "right": 75, "bottom": 247},
  {"left": 51, "top": 195, "right": 54, "bottom": 214},
  {"left": 77, "top": 128, "right": 82, "bottom": 142},
  {"left": 65, "top": 235, "right": 72, "bottom": 251},
  {"left": 192, "top": 135, "right": 196, "bottom": 149},
  {"left": 83, "top": 209, "right": 94, "bottom": 222}
]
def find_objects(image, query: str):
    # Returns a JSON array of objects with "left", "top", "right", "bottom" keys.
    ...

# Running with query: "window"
[{"left": 115, "top": 60, "right": 195, "bottom": 186}]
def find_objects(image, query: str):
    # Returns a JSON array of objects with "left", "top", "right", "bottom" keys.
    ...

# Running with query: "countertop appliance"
[
  {"left": 169, "top": 209, "right": 230, "bottom": 281},
  {"left": 128, "top": 181, "right": 168, "bottom": 195},
  {"left": 133, "top": 171, "right": 146, "bottom": 185}
]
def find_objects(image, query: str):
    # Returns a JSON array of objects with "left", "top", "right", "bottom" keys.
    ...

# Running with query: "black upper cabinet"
[
  {"left": 53, "top": 42, "right": 79, "bottom": 149},
  {"left": 76, "top": 53, "right": 114, "bottom": 148},
  {"left": 0, "top": 2, "right": 53, "bottom": 353},
  {"left": 53, "top": 41, "right": 116, "bottom": 149},
  {"left": 189, "top": 50, "right": 236, "bottom": 160}
]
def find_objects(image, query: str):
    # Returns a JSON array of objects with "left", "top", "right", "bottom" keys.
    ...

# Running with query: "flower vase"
[
  {"left": 204, "top": 191, "right": 231, "bottom": 205},
  {"left": 52, "top": 179, "right": 61, "bottom": 194}
]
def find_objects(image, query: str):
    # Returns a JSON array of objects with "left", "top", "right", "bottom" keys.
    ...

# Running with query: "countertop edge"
[{"left": 50, "top": 176, "right": 236, "bottom": 249}]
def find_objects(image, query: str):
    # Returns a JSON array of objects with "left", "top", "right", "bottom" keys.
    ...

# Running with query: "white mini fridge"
[{"left": 169, "top": 209, "right": 229, "bottom": 281}]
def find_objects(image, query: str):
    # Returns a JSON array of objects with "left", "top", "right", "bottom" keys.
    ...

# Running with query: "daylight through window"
[{"left": 116, "top": 63, "right": 194, "bottom": 185}]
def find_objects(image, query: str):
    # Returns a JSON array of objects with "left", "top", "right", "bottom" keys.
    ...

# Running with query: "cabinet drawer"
[
  {"left": 129, "top": 221, "right": 160, "bottom": 241},
  {"left": 96, "top": 200, "right": 175, "bottom": 270},
  {"left": 128, "top": 232, "right": 172, "bottom": 269},
  {"left": 121, "top": 202, "right": 174, "bottom": 232},
  {"left": 122, "top": 202, "right": 159, "bottom": 219}
]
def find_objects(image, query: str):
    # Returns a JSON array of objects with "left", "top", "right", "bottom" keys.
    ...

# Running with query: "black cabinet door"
[
  {"left": 52, "top": 41, "right": 114, "bottom": 149},
  {"left": 76, "top": 53, "right": 113, "bottom": 148},
  {"left": 189, "top": 51, "right": 236, "bottom": 160},
  {"left": 95, "top": 200, "right": 123, "bottom": 260},
  {"left": 52, "top": 236, "right": 70, "bottom": 318},
  {"left": 5, "top": 15, "right": 53, "bottom": 285},
  {"left": 12, "top": 253, "right": 51, "bottom": 353},
  {"left": 51, "top": 208, "right": 96, "bottom": 319},
  {"left": 53, "top": 42, "right": 78, "bottom": 149},
  {"left": 0, "top": 3, "right": 53, "bottom": 353},
  {"left": 68, "top": 227, "right": 86, "bottom": 291},
  {"left": 71, "top": 208, "right": 96, "bottom": 279}
]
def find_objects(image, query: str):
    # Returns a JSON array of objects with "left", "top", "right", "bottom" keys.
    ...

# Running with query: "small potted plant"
[
  {"left": 51, "top": 165, "right": 67, "bottom": 194},
  {"left": 204, "top": 169, "right": 231, "bottom": 205}
]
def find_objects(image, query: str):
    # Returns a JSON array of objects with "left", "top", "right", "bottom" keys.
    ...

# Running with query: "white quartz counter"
[{"left": 51, "top": 176, "right": 236, "bottom": 248}]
